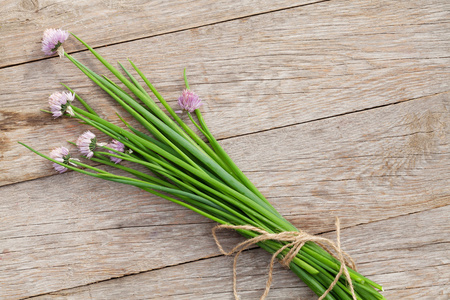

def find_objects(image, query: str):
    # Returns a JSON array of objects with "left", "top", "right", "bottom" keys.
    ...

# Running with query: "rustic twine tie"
[{"left": 212, "top": 217, "right": 357, "bottom": 300}]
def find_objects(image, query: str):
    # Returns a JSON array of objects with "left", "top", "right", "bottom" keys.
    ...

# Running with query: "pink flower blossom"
[
  {"left": 177, "top": 89, "right": 202, "bottom": 112},
  {"left": 42, "top": 28, "right": 69, "bottom": 57},
  {"left": 76, "top": 131, "right": 98, "bottom": 159},
  {"left": 49, "top": 91, "right": 75, "bottom": 118},
  {"left": 107, "top": 140, "right": 125, "bottom": 164},
  {"left": 49, "top": 146, "right": 71, "bottom": 173}
]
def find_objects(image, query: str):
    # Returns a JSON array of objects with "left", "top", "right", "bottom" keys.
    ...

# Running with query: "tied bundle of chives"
[{"left": 21, "top": 29, "right": 386, "bottom": 300}]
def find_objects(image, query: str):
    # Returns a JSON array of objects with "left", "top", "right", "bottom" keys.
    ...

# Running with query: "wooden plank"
[
  {"left": 1, "top": 0, "right": 449, "bottom": 186},
  {"left": 227, "top": 91, "right": 450, "bottom": 234},
  {"left": 0, "top": 0, "right": 319, "bottom": 67},
  {"left": 28, "top": 206, "right": 450, "bottom": 299},
  {"left": 1, "top": 93, "right": 448, "bottom": 298}
]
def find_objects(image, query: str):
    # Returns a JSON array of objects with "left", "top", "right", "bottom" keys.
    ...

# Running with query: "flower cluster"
[
  {"left": 45, "top": 87, "right": 200, "bottom": 172},
  {"left": 42, "top": 28, "right": 69, "bottom": 57},
  {"left": 76, "top": 130, "right": 100, "bottom": 159},
  {"left": 48, "top": 130, "right": 125, "bottom": 173},
  {"left": 48, "top": 91, "right": 75, "bottom": 118},
  {"left": 49, "top": 146, "right": 74, "bottom": 173},
  {"left": 178, "top": 89, "right": 202, "bottom": 112},
  {"left": 106, "top": 139, "right": 125, "bottom": 164}
]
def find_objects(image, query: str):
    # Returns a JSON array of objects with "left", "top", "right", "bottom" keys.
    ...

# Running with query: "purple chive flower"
[
  {"left": 49, "top": 91, "right": 75, "bottom": 118},
  {"left": 177, "top": 89, "right": 202, "bottom": 113},
  {"left": 49, "top": 146, "right": 72, "bottom": 173},
  {"left": 76, "top": 131, "right": 99, "bottom": 159},
  {"left": 42, "top": 28, "right": 69, "bottom": 58},
  {"left": 107, "top": 139, "right": 125, "bottom": 164}
]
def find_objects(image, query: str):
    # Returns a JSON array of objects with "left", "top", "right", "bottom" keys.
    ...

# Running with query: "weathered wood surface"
[
  {"left": 1, "top": 0, "right": 449, "bottom": 187},
  {"left": 1, "top": 0, "right": 449, "bottom": 299},
  {"left": 0, "top": 0, "right": 319, "bottom": 68},
  {"left": 28, "top": 206, "right": 450, "bottom": 299},
  {"left": 2, "top": 93, "right": 449, "bottom": 298}
]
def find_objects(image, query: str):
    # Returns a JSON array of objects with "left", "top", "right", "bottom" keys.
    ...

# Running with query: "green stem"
[
  {"left": 195, "top": 109, "right": 286, "bottom": 221},
  {"left": 73, "top": 107, "right": 291, "bottom": 231},
  {"left": 128, "top": 59, "right": 233, "bottom": 174},
  {"left": 61, "top": 83, "right": 98, "bottom": 116}
]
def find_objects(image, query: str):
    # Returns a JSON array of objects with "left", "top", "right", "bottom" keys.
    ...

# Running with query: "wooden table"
[{"left": 1, "top": 1, "right": 449, "bottom": 299}]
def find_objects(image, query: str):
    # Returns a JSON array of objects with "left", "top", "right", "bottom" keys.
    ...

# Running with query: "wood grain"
[
  {"left": 0, "top": 0, "right": 319, "bottom": 67},
  {"left": 1, "top": 92, "right": 448, "bottom": 299},
  {"left": 1, "top": 0, "right": 449, "bottom": 299},
  {"left": 27, "top": 206, "right": 450, "bottom": 299},
  {"left": 223, "top": 92, "right": 450, "bottom": 233},
  {"left": 1, "top": 0, "right": 449, "bottom": 186}
]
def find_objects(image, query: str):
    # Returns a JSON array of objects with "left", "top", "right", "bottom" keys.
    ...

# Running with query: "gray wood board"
[
  {"left": 2, "top": 92, "right": 449, "bottom": 298},
  {"left": 27, "top": 206, "right": 450, "bottom": 299},
  {"left": 1, "top": 0, "right": 449, "bottom": 299},
  {"left": 1, "top": 0, "right": 449, "bottom": 186},
  {"left": 0, "top": 0, "right": 321, "bottom": 67}
]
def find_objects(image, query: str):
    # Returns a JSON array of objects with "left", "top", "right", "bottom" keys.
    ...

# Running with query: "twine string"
[{"left": 212, "top": 217, "right": 357, "bottom": 300}]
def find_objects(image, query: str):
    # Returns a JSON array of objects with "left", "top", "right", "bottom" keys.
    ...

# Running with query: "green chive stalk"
[{"left": 21, "top": 33, "right": 385, "bottom": 300}]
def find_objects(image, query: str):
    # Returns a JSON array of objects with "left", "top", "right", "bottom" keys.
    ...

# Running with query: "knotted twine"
[{"left": 212, "top": 217, "right": 357, "bottom": 300}]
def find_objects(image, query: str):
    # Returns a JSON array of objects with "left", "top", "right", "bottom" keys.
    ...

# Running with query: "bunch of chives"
[{"left": 22, "top": 29, "right": 386, "bottom": 300}]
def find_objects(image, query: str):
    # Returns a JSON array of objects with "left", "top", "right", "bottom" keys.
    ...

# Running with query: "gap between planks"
[
  {"left": 23, "top": 253, "right": 227, "bottom": 300},
  {"left": 216, "top": 90, "right": 450, "bottom": 142}
]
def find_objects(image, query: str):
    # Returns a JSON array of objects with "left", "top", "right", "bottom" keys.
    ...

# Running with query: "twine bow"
[{"left": 212, "top": 218, "right": 357, "bottom": 300}]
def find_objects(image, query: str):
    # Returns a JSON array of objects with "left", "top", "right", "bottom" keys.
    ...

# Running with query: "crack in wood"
[{"left": 216, "top": 90, "right": 450, "bottom": 142}]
